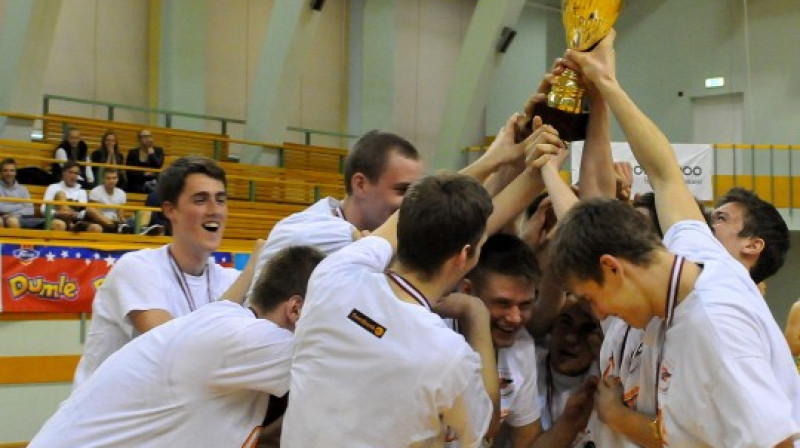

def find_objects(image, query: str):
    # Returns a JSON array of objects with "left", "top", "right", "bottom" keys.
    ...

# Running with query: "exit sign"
[{"left": 705, "top": 77, "right": 725, "bottom": 88}]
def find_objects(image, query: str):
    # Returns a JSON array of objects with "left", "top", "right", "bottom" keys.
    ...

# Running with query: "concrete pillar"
[
  {"left": 433, "top": 0, "right": 526, "bottom": 170},
  {"left": 242, "top": 0, "right": 324, "bottom": 165}
]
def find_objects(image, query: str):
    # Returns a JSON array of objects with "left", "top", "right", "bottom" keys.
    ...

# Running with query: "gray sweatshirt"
[{"left": 0, "top": 180, "right": 34, "bottom": 216}]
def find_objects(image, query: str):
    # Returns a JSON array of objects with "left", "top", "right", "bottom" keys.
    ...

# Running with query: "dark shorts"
[{"left": 7, "top": 216, "right": 45, "bottom": 229}]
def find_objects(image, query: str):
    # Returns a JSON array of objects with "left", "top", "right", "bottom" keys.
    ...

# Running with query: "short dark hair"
[
  {"left": 343, "top": 130, "right": 419, "bottom": 195},
  {"left": 157, "top": 156, "right": 226, "bottom": 206},
  {"left": 550, "top": 198, "right": 662, "bottom": 287},
  {"left": 468, "top": 233, "right": 540, "bottom": 294},
  {"left": 632, "top": 192, "right": 710, "bottom": 238},
  {"left": 716, "top": 187, "right": 789, "bottom": 283},
  {"left": 250, "top": 246, "right": 325, "bottom": 312},
  {"left": 1, "top": 158, "right": 15, "bottom": 169},
  {"left": 62, "top": 160, "right": 80, "bottom": 173},
  {"left": 397, "top": 174, "right": 493, "bottom": 279},
  {"left": 103, "top": 168, "right": 118, "bottom": 175}
]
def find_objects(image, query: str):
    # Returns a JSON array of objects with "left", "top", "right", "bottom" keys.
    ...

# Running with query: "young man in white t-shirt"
[
  {"left": 461, "top": 233, "right": 596, "bottom": 448},
  {"left": 72, "top": 156, "right": 240, "bottom": 388},
  {"left": 30, "top": 245, "right": 324, "bottom": 448},
  {"left": 282, "top": 131, "right": 564, "bottom": 447},
  {"left": 245, "top": 131, "right": 424, "bottom": 300},
  {"left": 546, "top": 31, "right": 800, "bottom": 447},
  {"left": 87, "top": 168, "right": 129, "bottom": 233},
  {"left": 41, "top": 160, "right": 102, "bottom": 232}
]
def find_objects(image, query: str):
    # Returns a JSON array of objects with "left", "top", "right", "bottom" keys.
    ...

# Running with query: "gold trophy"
[{"left": 530, "top": 0, "right": 622, "bottom": 142}]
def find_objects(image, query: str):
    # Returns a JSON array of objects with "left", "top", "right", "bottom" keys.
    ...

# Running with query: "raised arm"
[
  {"left": 575, "top": 76, "right": 615, "bottom": 200},
  {"left": 485, "top": 125, "right": 564, "bottom": 235},
  {"left": 565, "top": 30, "right": 705, "bottom": 231},
  {"left": 537, "top": 148, "right": 577, "bottom": 221},
  {"left": 220, "top": 240, "right": 265, "bottom": 304},
  {"left": 459, "top": 113, "right": 533, "bottom": 184}
]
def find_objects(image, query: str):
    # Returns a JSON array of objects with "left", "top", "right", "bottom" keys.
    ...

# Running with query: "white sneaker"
[{"left": 139, "top": 224, "right": 165, "bottom": 236}]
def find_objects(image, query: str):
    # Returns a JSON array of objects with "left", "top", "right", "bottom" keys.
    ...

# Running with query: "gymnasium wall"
[{"left": 608, "top": 0, "right": 799, "bottom": 145}]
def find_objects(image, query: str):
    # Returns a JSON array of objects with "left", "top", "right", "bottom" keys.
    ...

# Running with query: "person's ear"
[
  {"left": 286, "top": 295, "right": 303, "bottom": 325},
  {"left": 599, "top": 254, "right": 621, "bottom": 276},
  {"left": 162, "top": 201, "right": 175, "bottom": 220},
  {"left": 742, "top": 236, "right": 765, "bottom": 257},
  {"left": 459, "top": 278, "right": 473, "bottom": 295},
  {"left": 350, "top": 173, "right": 369, "bottom": 197},
  {"left": 457, "top": 244, "right": 475, "bottom": 270}
]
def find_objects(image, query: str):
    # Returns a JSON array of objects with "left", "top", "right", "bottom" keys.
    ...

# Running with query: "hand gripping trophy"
[{"left": 529, "top": 0, "right": 622, "bottom": 142}]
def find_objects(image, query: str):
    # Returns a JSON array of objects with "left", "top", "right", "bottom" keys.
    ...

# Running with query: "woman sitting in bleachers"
[{"left": 90, "top": 130, "right": 126, "bottom": 190}]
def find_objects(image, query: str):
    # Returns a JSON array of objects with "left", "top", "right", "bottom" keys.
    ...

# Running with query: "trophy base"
[{"left": 530, "top": 102, "right": 589, "bottom": 142}]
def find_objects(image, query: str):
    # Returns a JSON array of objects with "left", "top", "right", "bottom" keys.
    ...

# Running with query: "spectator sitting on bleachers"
[
  {"left": 42, "top": 160, "right": 102, "bottom": 233},
  {"left": 126, "top": 129, "right": 164, "bottom": 193},
  {"left": 86, "top": 168, "right": 129, "bottom": 233},
  {"left": 52, "top": 127, "right": 93, "bottom": 187},
  {"left": 90, "top": 130, "right": 126, "bottom": 190},
  {"left": 0, "top": 158, "right": 44, "bottom": 229}
]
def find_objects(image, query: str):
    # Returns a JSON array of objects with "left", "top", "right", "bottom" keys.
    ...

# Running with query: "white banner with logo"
[{"left": 570, "top": 142, "right": 714, "bottom": 201}]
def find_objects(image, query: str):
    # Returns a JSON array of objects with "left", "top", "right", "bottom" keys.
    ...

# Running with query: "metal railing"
[{"left": 42, "top": 94, "right": 358, "bottom": 145}]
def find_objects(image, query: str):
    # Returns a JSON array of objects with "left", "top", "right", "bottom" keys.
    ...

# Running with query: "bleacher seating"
[
  {"left": 1, "top": 117, "right": 349, "bottom": 249},
  {"left": 42, "top": 114, "right": 228, "bottom": 161}
]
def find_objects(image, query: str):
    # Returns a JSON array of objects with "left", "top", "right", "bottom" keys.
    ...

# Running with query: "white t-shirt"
[
  {"left": 89, "top": 185, "right": 127, "bottom": 220},
  {"left": 656, "top": 220, "right": 800, "bottom": 447},
  {"left": 281, "top": 236, "right": 493, "bottom": 448},
  {"left": 499, "top": 329, "right": 541, "bottom": 428},
  {"left": 447, "top": 329, "right": 540, "bottom": 447},
  {"left": 584, "top": 316, "right": 661, "bottom": 447},
  {"left": 30, "top": 301, "right": 293, "bottom": 448},
  {"left": 41, "top": 181, "right": 88, "bottom": 218},
  {"left": 246, "top": 197, "right": 354, "bottom": 300},
  {"left": 536, "top": 347, "right": 598, "bottom": 429},
  {"left": 73, "top": 245, "right": 240, "bottom": 388}
]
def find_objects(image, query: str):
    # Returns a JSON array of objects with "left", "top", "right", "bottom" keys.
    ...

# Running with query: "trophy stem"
[{"left": 547, "top": 68, "right": 585, "bottom": 114}]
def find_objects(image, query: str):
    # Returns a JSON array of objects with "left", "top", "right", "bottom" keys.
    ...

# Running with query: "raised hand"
[
  {"left": 561, "top": 375, "right": 600, "bottom": 431},
  {"left": 564, "top": 29, "right": 618, "bottom": 89},
  {"left": 523, "top": 123, "right": 565, "bottom": 169},
  {"left": 614, "top": 161, "right": 634, "bottom": 201},
  {"left": 483, "top": 113, "right": 530, "bottom": 168},
  {"left": 594, "top": 375, "right": 625, "bottom": 424}
]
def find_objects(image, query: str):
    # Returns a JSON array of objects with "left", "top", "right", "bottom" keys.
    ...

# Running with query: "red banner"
[{"left": 1, "top": 244, "right": 234, "bottom": 313}]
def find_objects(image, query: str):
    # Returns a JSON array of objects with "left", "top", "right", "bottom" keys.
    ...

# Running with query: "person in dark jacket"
[
  {"left": 126, "top": 129, "right": 164, "bottom": 193},
  {"left": 53, "top": 127, "right": 92, "bottom": 186}
]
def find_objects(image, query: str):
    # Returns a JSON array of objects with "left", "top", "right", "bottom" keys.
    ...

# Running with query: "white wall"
[
  {"left": 391, "top": 0, "right": 476, "bottom": 165},
  {"left": 44, "top": 0, "right": 149, "bottom": 124}
]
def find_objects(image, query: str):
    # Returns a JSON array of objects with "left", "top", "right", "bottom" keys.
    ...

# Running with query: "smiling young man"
[
  {"left": 244, "top": 130, "right": 423, "bottom": 300},
  {"left": 549, "top": 31, "right": 800, "bottom": 447},
  {"left": 460, "top": 233, "right": 595, "bottom": 448},
  {"left": 73, "top": 156, "right": 240, "bottom": 388}
]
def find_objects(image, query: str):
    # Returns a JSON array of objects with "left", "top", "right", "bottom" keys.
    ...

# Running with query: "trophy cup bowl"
[{"left": 529, "top": 0, "right": 622, "bottom": 142}]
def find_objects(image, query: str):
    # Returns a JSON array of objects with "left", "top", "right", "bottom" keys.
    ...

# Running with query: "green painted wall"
[{"left": 486, "top": 5, "right": 548, "bottom": 136}]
